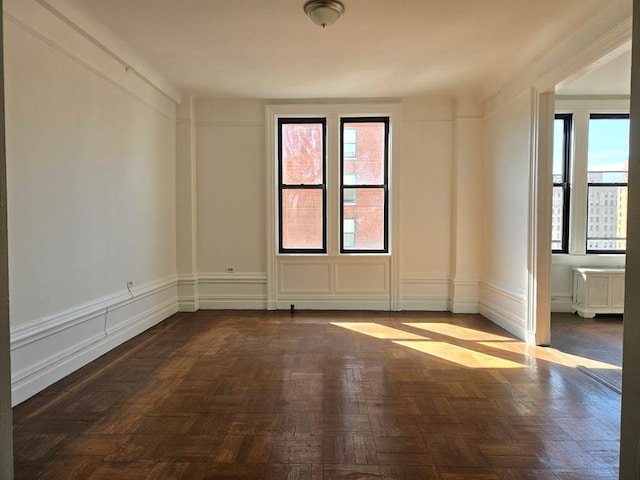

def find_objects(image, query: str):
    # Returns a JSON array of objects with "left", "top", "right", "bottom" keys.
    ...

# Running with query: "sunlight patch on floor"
[
  {"left": 404, "top": 323, "right": 513, "bottom": 342},
  {"left": 331, "top": 322, "right": 428, "bottom": 340},
  {"left": 394, "top": 341, "right": 527, "bottom": 369}
]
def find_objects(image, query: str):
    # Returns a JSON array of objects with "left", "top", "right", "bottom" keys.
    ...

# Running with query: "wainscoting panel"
[
  {"left": 335, "top": 262, "right": 388, "bottom": 293},
  {"left": 274, "top": 257, "right": 391, "bottom": 310},
  {"left": 11, "top": 276, "right": 179, "bottom": 405},
  {"left": 279, "top": 263, "right": 331, "bottom": 293}
]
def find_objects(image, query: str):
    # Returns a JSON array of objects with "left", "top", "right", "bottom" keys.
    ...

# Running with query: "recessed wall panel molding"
[
  {"left": 335, "top": 262, "right": 388, "bottom": 293},
  {"left": 279, "top": 263, "right": 332, "bottom": 294}
]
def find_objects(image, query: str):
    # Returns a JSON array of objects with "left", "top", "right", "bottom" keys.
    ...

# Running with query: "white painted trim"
[
  {"left": 448, "top": 276, "right": 481, "bottom": 313},
  {"left": 479, "top": 280, "right": 527, "bottom": 306},
  {"left": 399, "top": 273, "right": 451, "bottom": 312},
  {"left": 11, "top": 275, "right": 177, "bottom": 349},
  {"left": 400, "top": 273, "right": 450, "bottom": 284},
  {"left": 479, "top": 280, "right": 528, "bottom": 341},
  {"left": 276, "top": 295, "right": 391, "bottom": 311},
  {"left": 265, "top": 103, "right": 402, "bottom": 312},
  {"left": 401, "top": 297, "right": 449, "bottom": 312},
  {"left": 527, "top": 91, "right": 553, "bottom": 345},
  {"left": 555, "top": 97, "right": 630, "bottom": 113},
  {"left": 33, "top": 0, "right": 181, "bottom": 103},
  {"left": 177, "top": 274, "right": 199, "bottom": 312},
  {"left": 198, "top": 273, "right": 267, "bottom": 284},
  {"left": 551, "top": 294, "right": 573, "bottom": 313},
  {"left": 11, "top": 277, "right": 179, "bottom": 405},
  {"left": 479, "top": 299, "right": 528, "bottom": 342},
  {"left": 3, "top": 0, "right": 179, "bottom": 121},
  {"left": 484, "top": 1, "right": 632, "bottom": 112},
  {"left": 199, "top": 295, "right": 268, "bottom": 310}
]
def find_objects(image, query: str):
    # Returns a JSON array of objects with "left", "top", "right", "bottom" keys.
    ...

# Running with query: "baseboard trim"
[
  {"left": 551, "top": 294, "right": 573, "bottom": 313},
  {"left": 199, "top": 295, "right": 267, "bottom": 310},
  {"left": 11, "top": 276, "right": 178, "bottom": 405},
  {"left": 400, "top": 297, "right": 448, "bottom": 311},
  {"left": 479, "top": 281, "right": 527, "bottom": 340}
]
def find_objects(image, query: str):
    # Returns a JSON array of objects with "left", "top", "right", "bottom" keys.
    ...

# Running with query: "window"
[
  {"left": 552, "top": 114, "right": 572, "bottom": 253},
  {"left": 340, "top": 118, "right": 389, "bottom": 253},
  {"left": 276, "top": 114, "right": 390, "bottom": 255},
  {"left": 278, "top": 118, "right": 326, "bottom": 253},
  {"left": 586, "top": 114, "right": 629, "bottom": 253}
]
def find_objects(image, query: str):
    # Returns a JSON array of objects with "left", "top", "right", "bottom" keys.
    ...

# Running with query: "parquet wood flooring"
[
  {"left": 13, "top": 311, "right": 620, "bottom": 479},
  {"left": 551, "top": 312, "right": 622, "bottom": 393}
]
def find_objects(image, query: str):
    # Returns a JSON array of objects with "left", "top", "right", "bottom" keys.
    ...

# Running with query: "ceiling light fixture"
[{"left": 303, "top": 0, "right": 345, "bottom": 28}]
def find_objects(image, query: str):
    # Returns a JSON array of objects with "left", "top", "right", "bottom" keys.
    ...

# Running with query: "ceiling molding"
[
  {"left": 31, "top": 0, "right": 183, "bottom": 104},
  {"left": 483, "top": 0, "right": 632, "bottom": 114}
]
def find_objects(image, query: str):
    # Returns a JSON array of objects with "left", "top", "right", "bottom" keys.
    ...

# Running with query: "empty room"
[{"left": 2, "top": 0, "right": 640, "bottom": 478}]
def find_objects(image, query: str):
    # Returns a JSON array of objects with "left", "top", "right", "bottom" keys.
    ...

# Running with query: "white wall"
[
  {"left": 480, "top": 90, "right": 531, "bottom": 338},
  {"left": 180, "top": 96, "right": 480, "bottom": 311},
  {"left": 5, "top": 0, "right": 179, "bottom": 404},
  {"left": 400, "top": 98, "right": 454, "bottom": 310},
  {"left": 194, "top": 98, "right": 267, "bottom": 308}
]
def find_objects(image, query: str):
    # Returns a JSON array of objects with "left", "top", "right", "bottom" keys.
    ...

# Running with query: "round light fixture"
[{"left": 303, "top": 0, "right": 345, "bottom": 28}]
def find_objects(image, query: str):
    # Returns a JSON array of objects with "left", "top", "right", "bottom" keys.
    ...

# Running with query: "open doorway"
[{"left": 549, "top": 49, "right": 631, "bottom": 393}]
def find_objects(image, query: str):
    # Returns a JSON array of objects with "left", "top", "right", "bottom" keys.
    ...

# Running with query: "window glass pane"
[
  {"left": 587, "top": 117, "right": 629, "bottom": 182},
  {"left": 551, "top": 185, "right": 564, "bottom": 250},
  {"left": 342, "top": 122, "right": 385, "bottom": 184},
  {"left": 586, "top": 185, "right": 627, "bottom": 251},
  {"left": 343, "top": 127, "right": 357, "bottom": 158},
  {"left": 342, "top": 188, "right": 385, "bottom": 250},
  {"left": 281, "top": 189, "right": 324, "bottom": 249},
  {"left": 553, "top": 118, "right": 565, "bottom": 182},
  {"left": 343, "top": 218, "right": 356, "bottom": 248},
  {"left": 281, "top": 123, "right": 324, "bottom": 185},
  {"left": 343, "top": 187, "right": 357, "bottom": 205}
]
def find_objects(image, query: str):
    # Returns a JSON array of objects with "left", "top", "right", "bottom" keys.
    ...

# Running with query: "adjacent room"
[
  {"left": 550, "top": 49, "right": 631, "bottom": 394},
  {"left": 2, "top": 0, "right": 640, "bottom": 478}
]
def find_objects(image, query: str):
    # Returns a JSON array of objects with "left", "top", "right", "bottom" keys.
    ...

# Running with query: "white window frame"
[
  {"left": 554, "top": 98, "right": 629, "bottom": 257},
  {"left": 264, "top": 103, "right": 402, "bottom": 310}
]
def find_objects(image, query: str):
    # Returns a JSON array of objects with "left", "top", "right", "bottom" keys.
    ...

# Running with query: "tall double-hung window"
[
  {"left": 278, "top": 118, "right": 327, "bottom": 253},
  {"left": 552, "top": 114, "right": 572, "bottom": 253},
  {"left": 340, "top": 118, "right": 389, "bottom": 253},
  {"left": 277, "top": 116, "right": 390, "bottom": 254},
  {"left": 586, "top": 114, "right": 629, "bottom": 253}
]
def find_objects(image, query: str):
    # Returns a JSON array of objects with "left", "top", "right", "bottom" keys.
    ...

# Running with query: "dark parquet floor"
[
  {"left": 551, "top": 312, "right": 623, "bottom": 393},
  {"left": 13, "top": 310, "right": 621, "bottom": 479}
]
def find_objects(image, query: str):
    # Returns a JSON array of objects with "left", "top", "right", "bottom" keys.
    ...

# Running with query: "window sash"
[
  {"left": 585, "top": 183, "right": 627, "bottom": 254},
  {"left": 278, "top": 118, "right": 327, "bottom": 253},
  {"left": 552, "top": 114, "right": 572, "bottom": 253},
  {"left": 340, "top": 117, "right": 389, "bottom": 253}
]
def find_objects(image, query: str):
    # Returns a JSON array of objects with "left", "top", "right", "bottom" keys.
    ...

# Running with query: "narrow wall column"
[
  {"left": 0, "top": 2, "right": 14, "bottom": 476},
  {"left": 449, "top": 98, "right": 483, "bottom": 313},
  {"left": 176, "top": 97, "right": 199, "bottom": 311}
]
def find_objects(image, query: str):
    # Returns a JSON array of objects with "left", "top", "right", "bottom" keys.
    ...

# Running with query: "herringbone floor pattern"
[{"left": 13, "top": 311, "right": 620, "bottom": 479}]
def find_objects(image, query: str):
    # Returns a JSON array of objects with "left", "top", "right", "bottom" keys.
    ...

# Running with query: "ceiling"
[
  {"left": 557, "top": 49, "right": 631, "bottom": 96},
  {"left": 76, "top": 0, "right": 614, "bottom": 99}
]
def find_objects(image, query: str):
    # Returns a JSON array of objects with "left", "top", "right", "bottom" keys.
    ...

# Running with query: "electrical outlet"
[{"left": 226, "top": 266, "right": 235, "bottom": 273}]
